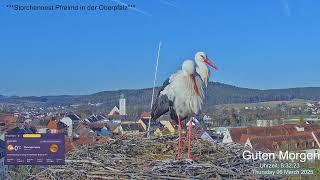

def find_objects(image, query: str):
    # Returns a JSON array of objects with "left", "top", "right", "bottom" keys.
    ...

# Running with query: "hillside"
[{"left": 1, "top": 83, "right": 320, "bottom": 112}]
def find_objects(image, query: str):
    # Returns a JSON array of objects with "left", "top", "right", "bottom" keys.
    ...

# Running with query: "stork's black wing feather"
[
  {"left": 158, "top": 78, "right": 170, "bottom": 95},
  {"left": 151, "top": 78, "right": 172, "bottom": 120},
  {"left": 151, "top": 94, "right": 170, "bottom": 120}
]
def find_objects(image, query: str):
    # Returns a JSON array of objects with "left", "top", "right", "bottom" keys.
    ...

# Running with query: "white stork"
[
  {"left": 151, "top": 52, "right": 218, "bottom": 160},
  {"left": 195, "top": 51, "right": 218, "bottom": 87}
]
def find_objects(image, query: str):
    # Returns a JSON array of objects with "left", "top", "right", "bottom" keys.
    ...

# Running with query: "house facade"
[
  {"left": 244, "top": 133, "right": 320, "bottom": 161},
  {"left": 60, "top": 117, "right": 73, "bottom": 137},
  {"left": 121, "top": 123, "right": 144, "bottom": 135},
  {"left": 109, "top": 106, "right": 120, "bottom": 116},
  {"left": 0, "top": 132, "right": 4, "bottom": 141},
  {"left": 222, "top": 129, "right": 233, "bottom": 144},
  {"left": 113, "top": 125, "right": 124, "bottom": 135},
  {"left": 109, "top": 94, "right": 127, "bottom": 116},
  {"left": 160, "top": 121, "right": 175, "bottom": 135},
  {"left": 0, "top": 139, "right": 5, "bottom": 180},
  {"left": 0, "top": 149, "right": 4, "bottom": 180},
  {"left": 224, "top": 124, "right": 320, "bottom": 161},
  {"left": 0, "top": 114, "right": 17, "bottom": 125}
]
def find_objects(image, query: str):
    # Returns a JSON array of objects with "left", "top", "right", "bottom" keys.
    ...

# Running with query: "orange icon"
[
  {"left": 50, "top": 144, "right": 59, "bottom": 153},
  {"left": 7, "top": 144, "right": 14, "bottom": 151}
]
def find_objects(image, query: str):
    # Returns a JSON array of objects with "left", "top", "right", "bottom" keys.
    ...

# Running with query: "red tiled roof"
[
  {"left": 47, "top": 120, "right": 57, "bottom": 129},
  {"left": 239, "top": 134, "right": 252, "bottom": 144},
  {"left": 229, "top": 124, "right": 320, "bottom": 144},
  {"left": 106, "top": 113, "right": 120, "bottom": 119},
  {"left": 228, "top": 128, "right": 248, "bottom": 143},
  {"left": 0, "top": 114, "right": 17, "bottom": 124},
  {"left": 304, "top": 124, "right": 320, "bottom": 131},
  {"left": 140, "top": 112, "right": 151, "bottom": 119},
  {"left": 76, "top": 126, "right": 91, "bottom": 137},
  {"left": 65, "top": 137, "right": 76, "bottom": 152},
  {"left": 0, "top": 124, "right": 17, "bottom": 133},
  {"left": 106, "top": 123, "right": 118, "bottom": 131},
  {"left": 89, "top": 122, "right": 106, "bottom": 129},
  {"left": 121, "top": 121, "right": 135, "bottom": 124},
  {"left": 249, "top": 133, "right": 316, "bottom": 152}
]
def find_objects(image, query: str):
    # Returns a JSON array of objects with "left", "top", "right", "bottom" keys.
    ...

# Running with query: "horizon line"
[{"left": 1, "top": 82, "right": 320, "bottom": 97}]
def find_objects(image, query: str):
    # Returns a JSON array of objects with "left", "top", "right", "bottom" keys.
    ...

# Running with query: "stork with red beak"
[
  {"left": 195, "top": 51, "right": 218, "bottom": 87},
  {"left": 186, "top": 52, "right": 218, "bottom": 159},
  {"left": 151, "top": 52, "right": 218, "bottom": 160}
]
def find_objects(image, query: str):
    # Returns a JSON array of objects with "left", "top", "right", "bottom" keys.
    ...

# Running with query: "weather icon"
[
  {"left": 50, "top": 144, "right": 59, "bottom": 153},
  {"left": 7, "top": 144, "right": 14, "bottom": 151}
]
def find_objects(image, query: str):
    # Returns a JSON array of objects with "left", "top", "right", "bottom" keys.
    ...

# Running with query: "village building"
[
  {"left": 223, "top": 124, "right": 320, "bottom": 157},
  {"left": 223, "top": 124, "right": 320, "bottom": 144},
  {"left": 108, "top": 94, "right": 126, "bottom": 116},
  {"left": 108, "top": 107, "right": 120, "bottom": 116},
  {"left": 122, "top": 123, "right": 144, "bottom": 135},
  {"left": 86, "top": 114, "right": 109, "bottom": 123},
  {"left": 113, "top": 124, "right": 124, "bottom": 135},
  {"left": 137, "top": 112, "right": 159, "bottom": 131},
  {"left": 25, "top": 118, "right": 60, "bottom": 134},
  {"left": 211, "top": 127, "right": 228, "bottom": 135},
  {"left": 245, "top": 133, "right": 317, "bottom": 151},
  {"left": 95, "top": 127, "right": 112, "bottom": 137},
  {"left": 65, "top": 137, "right": 76, "bottom": 152},
  {"left": 7, "top": 125, "right": 36, "bottom": 134},
  {"left": 64, "top": 125, "right": 108, "bottom": 152},
  {"left": 134, "top": 112, "right": 175, "bottom": 137},
  {"left": 88, "top": 122, "right": 112, "bottom": 137},
  {"left": 0, "top": 114, "right": 17, "bottom": 125},
  {"left": 153, "top": 120, "right": 176, "bottom": 137},
  {"left": 67, "top": 113, "right": 81, "bottom": 124},
  {"left": 160, "top": 121, "right": 175, "bottom": 134},
  {"left": 114, "top": 123, "right": 144, "bottom": 136},
  {"left": 0, "top": 139, "right": 5, "bottom": 180},
  {"left": 0, "top": 132, "right": 4, "bottom": 141},
  {"left": 153, "top": 128, "right": 163, "bottom": 137},
  {"left": 30, "top": 119, "right": 51, "bottom": 133},
  {"left": 201, "top": 131, "right": 216, "bottom": 145},
  {"left": 56, "top": 121, "right": 68, "bottom": 135},
  {"left": 203, "top": 115, "right": 213, "bottom": 127},
  {"left": 0, "top": 122, "right": 17, "bottom": 140},
  {"left": 47, "top": 120, "right": 58, "bottom": 134},
  {"left": 256, "top": 119, "right": 280, "bottom": 127},
  {"left": 60, "top": 116, "right": 73, "bottom": 137},
  {"left": 119, "top": 94, "right": 126, "bottom": 116}
]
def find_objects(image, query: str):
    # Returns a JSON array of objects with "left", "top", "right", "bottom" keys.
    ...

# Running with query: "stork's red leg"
[
  {"left": 187, "top": 117, "right": 193, "bottom": 160},
  {"left": 177, "top": 115, "right": 182, "bottom": 160}
]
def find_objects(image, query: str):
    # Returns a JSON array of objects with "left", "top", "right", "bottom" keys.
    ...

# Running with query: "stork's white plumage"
[
  {"left": 151, "top": 52, "right": 218, "bottom": 160},
  {"left": 160, "top": 60, "right": 204, "bottom": 118},
  {"left": 195, "top": 52, "right": 218, "bottom": 87}
]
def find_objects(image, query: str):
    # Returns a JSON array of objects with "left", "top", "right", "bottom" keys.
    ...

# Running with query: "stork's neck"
[{"left": 195, "top": 61, "right": 210, "bottom": 86}]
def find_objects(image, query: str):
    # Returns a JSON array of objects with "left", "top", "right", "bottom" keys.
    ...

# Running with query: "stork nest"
[{"left": 6, "top": 136, "right": 282, "bottom": 180}]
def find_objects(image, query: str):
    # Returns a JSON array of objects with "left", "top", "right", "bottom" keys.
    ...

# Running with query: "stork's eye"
[{"left": 200, "top": 55, "right": 205, "bottom": 61}]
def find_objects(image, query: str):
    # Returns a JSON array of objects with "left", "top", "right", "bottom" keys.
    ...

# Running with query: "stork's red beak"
[
  {"left": 191, "top": 74, "right": 200, "bottom": 96},
  {"left": 203, "top": 56, "right": 218, "bottom": 71}
]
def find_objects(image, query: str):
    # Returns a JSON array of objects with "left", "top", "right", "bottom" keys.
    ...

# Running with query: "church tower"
[{"left": 119, "top": 94, "right": 126, "bottom": 115}]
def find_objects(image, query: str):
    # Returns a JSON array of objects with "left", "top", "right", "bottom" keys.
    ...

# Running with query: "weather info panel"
[{"left": 5, "top": 134, "right": 65, "bottom": 165}]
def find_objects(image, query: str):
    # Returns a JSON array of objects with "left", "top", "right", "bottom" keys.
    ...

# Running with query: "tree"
[{"left": 299, "top": 116, "right": 305, "bottom": 125}]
